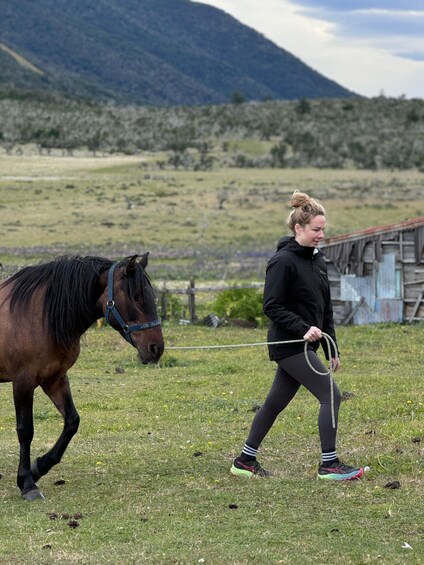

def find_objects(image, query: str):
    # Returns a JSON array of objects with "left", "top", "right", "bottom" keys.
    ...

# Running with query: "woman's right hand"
[{"left": 303, "top": 326, "right": 322, "bottom": 342}]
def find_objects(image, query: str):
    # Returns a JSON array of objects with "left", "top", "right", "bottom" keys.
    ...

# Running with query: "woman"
[{"left": 231, "top": 191, "right": 363, "bottom": 481}]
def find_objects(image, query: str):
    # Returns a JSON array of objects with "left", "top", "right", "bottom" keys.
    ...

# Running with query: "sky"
[{"left": 198, "top": 0, "right": 424, "bottom": 99}]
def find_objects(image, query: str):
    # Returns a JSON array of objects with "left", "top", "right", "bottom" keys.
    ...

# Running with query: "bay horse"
[{"left": 0, "top": 253, "right": 164, "bottom": 500}]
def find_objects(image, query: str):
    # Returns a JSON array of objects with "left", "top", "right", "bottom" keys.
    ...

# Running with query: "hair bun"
[{"left": 290, "top": 191, "right": 310, "bottom": 209}]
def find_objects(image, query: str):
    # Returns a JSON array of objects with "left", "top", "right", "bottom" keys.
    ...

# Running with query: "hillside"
[
  {"left": 0, "top": 0, "right": 355, "bottom": 106},
  {"left": 0, "top": 93, "right": 423, "bottom": 170}
]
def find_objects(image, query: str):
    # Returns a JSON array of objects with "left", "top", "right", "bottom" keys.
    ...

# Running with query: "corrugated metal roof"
[{"left": 324, "top": 216, "right": 424, "bottom": 245}]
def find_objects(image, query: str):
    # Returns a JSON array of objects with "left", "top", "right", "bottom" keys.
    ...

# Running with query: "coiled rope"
[{"left": 167, "top": 332, "right": 338, "bottom": 428}]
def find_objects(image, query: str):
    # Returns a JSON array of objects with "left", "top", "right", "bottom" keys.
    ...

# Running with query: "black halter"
[{"left": 105, "top": 262, "right": 161, "bottom": 347}]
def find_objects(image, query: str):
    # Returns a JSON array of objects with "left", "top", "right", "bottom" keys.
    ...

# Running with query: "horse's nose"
[{"left": 148, "top": 343, "right": 163, "bottom": 363}]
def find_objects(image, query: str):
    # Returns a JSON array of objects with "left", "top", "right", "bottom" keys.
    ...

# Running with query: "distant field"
[{"left": 1, "top": 150, "right": 423, "bottom": 279}]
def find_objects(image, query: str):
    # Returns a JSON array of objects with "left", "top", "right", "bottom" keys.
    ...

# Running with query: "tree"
[
  {"left": 231, "top": 91, "right": 246, "bottom": 105},
  {"left": 270, "top": 141, "right": 287, "bottom": 167},
  {"left": 295, "top": 98, "right": 311, "bottom": 115}
]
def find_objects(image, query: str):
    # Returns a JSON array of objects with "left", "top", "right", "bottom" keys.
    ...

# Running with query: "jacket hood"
[{"left": 276, "top": 236, "right": 319, "bottom": 257}]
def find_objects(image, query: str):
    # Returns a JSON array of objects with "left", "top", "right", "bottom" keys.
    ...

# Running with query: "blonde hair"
[{"left": 287, "top": 191, "right": 325, "bottom": 233}]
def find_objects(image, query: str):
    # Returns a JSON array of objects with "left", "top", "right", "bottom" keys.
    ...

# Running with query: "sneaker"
[
  {"left": 230, "top": 458, "right": 273, "bottom": 478},
  {"left": 318, "top": 460, "right": 363, "bottom": 481}
]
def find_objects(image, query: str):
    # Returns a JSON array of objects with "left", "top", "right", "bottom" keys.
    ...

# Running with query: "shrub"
[
  {"left": 159, "top": 293, "right": 185, "bottom": 320},
  {"left": 211, "top": 288, "right": 267, "bottom": 327}
]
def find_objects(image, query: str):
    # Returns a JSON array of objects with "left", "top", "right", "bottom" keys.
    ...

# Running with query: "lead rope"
[
  {"left": 167, "top": 332, "right": 338, "bottom": 429},
  {"left": 303, "top": 333, "right": 337, "bottom": 429}
]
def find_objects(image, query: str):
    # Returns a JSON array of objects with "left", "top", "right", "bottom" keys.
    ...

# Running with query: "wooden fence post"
[
  {"left": 160, "top": 289, "right": 168, "bottom": 321},
  {"left": 188, "top": 279, "right": 197, "bottom": 322}
]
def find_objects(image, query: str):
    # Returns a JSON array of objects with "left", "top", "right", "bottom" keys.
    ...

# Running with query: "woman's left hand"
[{"left": 330, "top": 357, "right": 341, "bottom": 372}]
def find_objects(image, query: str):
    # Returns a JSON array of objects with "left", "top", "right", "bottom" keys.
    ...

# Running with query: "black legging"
[{"left": 246, "top": 350, "right": 342, "bottom": 453}]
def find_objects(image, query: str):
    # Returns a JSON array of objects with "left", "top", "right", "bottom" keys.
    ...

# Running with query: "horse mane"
[{"left": 1, "top": 255, "right": 150, "bottom": 351}]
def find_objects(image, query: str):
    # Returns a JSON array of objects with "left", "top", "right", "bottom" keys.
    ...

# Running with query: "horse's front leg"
[
  {"left": 12, "top": 381, "right": 44, "bottom": 501},
  {"left": 31, "top": 374, "right": 80, "bottom": 485}
]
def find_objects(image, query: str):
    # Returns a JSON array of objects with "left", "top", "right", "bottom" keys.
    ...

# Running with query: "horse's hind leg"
[
  {"left": 31, "top": 374, "right": 80, "bottom": 484},
  {"left": 12, "top": 381, "right": 44, "bottom": 500}
]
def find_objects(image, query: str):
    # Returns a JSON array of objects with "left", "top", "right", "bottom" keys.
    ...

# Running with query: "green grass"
[
  {"left": 0, "top": 323, "right": 422, "bottom": 564},
  {"left": 0, "top": 153, "right": 423, "bottom": 279},
  {"left": 0, "top": 152, "right": 423, "bottom": 562}
]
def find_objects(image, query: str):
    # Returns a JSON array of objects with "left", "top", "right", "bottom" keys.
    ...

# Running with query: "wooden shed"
[{"left": 321, "top": 217, "right": 424, "bottom": 325}]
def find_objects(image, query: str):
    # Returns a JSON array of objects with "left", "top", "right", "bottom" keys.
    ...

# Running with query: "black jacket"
[{"left": 263, "top": 236, "right": 338, "bottom": 361}]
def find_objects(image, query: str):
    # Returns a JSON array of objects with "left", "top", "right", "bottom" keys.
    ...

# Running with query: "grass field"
[
  {"left": 0, "top": 323, "right": 422, "bottom": 564},
  {"left": 1, "top": 150, "right": 423, "bottom": 280},
  {"left": 0, "top": 150, "right": 423, "bottom": 563}
]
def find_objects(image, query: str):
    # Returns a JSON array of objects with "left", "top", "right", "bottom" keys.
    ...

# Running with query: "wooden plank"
[
  {"left": 156, "top": 282, "right": 263, "bottom": 294},
  {"left": 404, "top": 279, "right": 424, "bottom": 286},
  {"left": 408, "top": 288, "right": 424, "bottom": 323},
  {"left": 340, "top": 297, "right": 366, "bottom": 325}
]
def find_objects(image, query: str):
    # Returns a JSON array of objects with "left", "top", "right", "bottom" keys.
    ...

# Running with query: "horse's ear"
[
  {"left": 139, "top": 252, "right": 149, "bottom": 270},
  {"left": 125, "top": 255, "right": 138, "bottom": 275}
]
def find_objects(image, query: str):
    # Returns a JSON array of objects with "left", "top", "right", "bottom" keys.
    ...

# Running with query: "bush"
[
  {"left": 159, "top": 293, "right": 186, "bottom": 320},
  {"left": 211, "top": 288, "right": 267, "bottom": 327}
]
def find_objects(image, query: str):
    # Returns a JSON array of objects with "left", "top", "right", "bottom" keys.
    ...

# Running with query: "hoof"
[{"left": 22, "top": 488, "right": 45, "bottom": 501}]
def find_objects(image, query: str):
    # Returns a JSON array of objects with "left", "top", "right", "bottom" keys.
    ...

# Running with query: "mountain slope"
[{"left": 0, "top": 0, "right": 356, "bottom": 105}]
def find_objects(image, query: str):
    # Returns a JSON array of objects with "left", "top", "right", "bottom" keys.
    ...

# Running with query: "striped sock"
[
  {"left": 322, "top": 451, "right": 338, "bottom": 466},
  {"left": 240, "top": 443, "right": 258, "bottom": 461}
]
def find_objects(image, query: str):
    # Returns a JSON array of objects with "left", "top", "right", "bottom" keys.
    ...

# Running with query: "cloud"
[
  {"left": 198, "top": 0, "right": 424, "bottom": 98},
  {"left": 290, "top": 1, "right": 424, "bottom": 61},
  {"left": 291, "top": 1, "right": 423, "bottom": 12}
]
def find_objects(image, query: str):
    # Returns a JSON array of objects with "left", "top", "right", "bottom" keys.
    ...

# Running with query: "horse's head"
[{"left": 101, "top": 254, "right": 164, "bottom": 364}]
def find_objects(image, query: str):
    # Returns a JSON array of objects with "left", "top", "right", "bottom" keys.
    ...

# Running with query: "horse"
[{"left": 0, "top": 253, "right": 164, "bottom": 501}]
